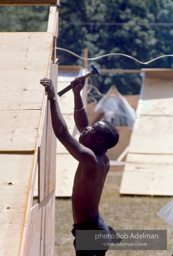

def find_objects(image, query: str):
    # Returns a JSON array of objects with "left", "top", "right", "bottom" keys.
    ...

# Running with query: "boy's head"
[{"left": 79, "top": 120, "right": 119, "bottom": 153}]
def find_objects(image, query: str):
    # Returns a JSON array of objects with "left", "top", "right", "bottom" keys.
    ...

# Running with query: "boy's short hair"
[{"left": 94, "top": 120, "right": 119, "bottom": 150}]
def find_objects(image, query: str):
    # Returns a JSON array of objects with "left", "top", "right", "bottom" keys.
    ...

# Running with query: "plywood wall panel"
[
  {"left": 24, "top": 190, "right": 55, "bottom": 256},
  {"left": 24, "top": 204, "right": 42, "bottom": 256},
  {"left": 108, "top": 126, "right": 131, "bottom": 160},
  {"left": 138, "top": 76, "right": 173, "bottom": 116},
  {"left": 56, "top": 154, "right": 77, "bottom": 197},
  {"left": 57, "top": 87, "right": 74, "bottom": 114},
  {"left": 44, "top": 191, "right": 55, "bottom": 256},
  {"left": 0, "top": 110, "right": 40, "bottom": 151},
  {"left": 0, "top": 33, "right": 53, "bottom": 111},
  {"left": 38, "top": 64, "right": 57, "bottom": 201},
  {"left": 129, "top": 116, "right": 173, "bottom": 154},
  {"left": 38, "top": 106, "right": 48, "bottom": 202},
  {"left": 126, "top": 153, "right": 173, "bottom": 166},
  {"left": 120, "top": 69, "right": 173, "bottom": 195},
  {"left": 0, "top": 33, "right": 52, "bottom": 68},
  {"left": 0, "top": 4, "right": 58, "bottom": 255},
  {"left": 44, "top": 64, "right": 57, "bottom": 198},
  {"left": 0, "top": 154, "right": 33, "bottom": 256},
  {"left": 138, "top": 98, "right": 173, "bottom": 116},
  {"left": 120, "top": 169, "right": 173, "bottom": 196}
]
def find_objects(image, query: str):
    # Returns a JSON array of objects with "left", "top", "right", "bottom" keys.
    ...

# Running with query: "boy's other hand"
[{"left": 40, "top": 78, "right": 56, "bottom": 101}]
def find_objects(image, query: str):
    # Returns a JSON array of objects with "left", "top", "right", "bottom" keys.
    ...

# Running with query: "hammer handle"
[
  {"left": 57, "top": 84, "right": 72, "bottom": 97},
  {"left": 57, "top": 72, "right": 92, "bottom": 97}
]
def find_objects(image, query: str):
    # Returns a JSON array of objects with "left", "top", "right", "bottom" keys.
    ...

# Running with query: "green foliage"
[{"left": 0, "top": 6, "right": 49, "bottom": 32}]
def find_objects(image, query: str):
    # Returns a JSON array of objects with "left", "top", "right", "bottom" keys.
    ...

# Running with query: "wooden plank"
[
  {"left": 142, "top": 69, "right": 173, "bottom": 80},
  {"left": 0, "top": 33, "right": 53, "bottom": 110},
  {"left": 120, "top": 153, "right": 173, "bottom": 196},
  {"left": 126, "top": 153, "right": 173, "bottom": 165},
  {"left": 0, "top": 0, "right": 59, "bottom": 5},
  {"left": 143, "top": 79, "right": 173, "bottom": 100},
  {"left": 20, "top": 135, "right": 39, "bottom": 255},
  {"left": 125, "top": 155, "right": 173, "bottom": 173},
  {"left": 58, "top": 82, "right": 74, "bottom": 114},
  {"left": 47, "top": 5, "right": 59, "bottom": 63},
  {"left": 44, "top": 190, "right": 55, "bottom": 256},
  {"left": 0, "top": 16, "right": 57, "bottom": 256},
  {"left": 24, "top": 204, "right": 42, "bottom": 256},
  {"left": 100, "top": 69, "right": 142, "bottom": 73},
  {"left": 56, "top": 154, "right": 78, "bottom": 197},
  {"left": 129, "top": 116, "right": 173, "bottom": 154},
  {"left": 58, "top": 65, "right": 84, "bottom": 74},
  {"left": 38, "top": 64, "right": 57, "bottom": 201},
  {"left": 0, "top": 153, "right": 34, "bottom": 256},
  {"left": 44, "top": 64, "right": 57, "bottom": 198},
  {"left": 124, "top": 95, "right": 139, "bottom": 111},
  {"left": 124, "top": 161, "right": 173, "bottom": 173},
  {"left": 120, "top": 169, "right": 173, "bottom": 196},
  {"left": 28, "top": 191, "right": 55, "bottom": 255},
  {"left": 0, "top": 110, "right": 41, "bottom": 151},
  {"left": 138, "top": 76, "right": 173, "bottom": 116},
  {"left": 87, "top": 103, "right": 99, "bottom": 124},
  {"left": 38, "top": 105, "right": 48, "bottom": 201},
  {"left": 138, "top": 98, "right": 173, "bottom": 116},
  {"left": 47, "top": 6, "right": 59, "bottom": 38},
  {"left": 0, "top": 33, "right": 52, "bottom": 60},
  {"left": 0, "top": 33, "right": 52, "bottom": 78},
  {"left": 117, "top": 146, "right": 129, "bottom": 162},
  {"left": 120, "top": 69, "right": 173, "bottom": 195},
  {"left": 107, "top": 126, "right": 131, "bottom": 160},
  {"left": 24, "top": 190, "right": 55, "bottom": 256},
  {"left": 0, "top": 79, "right": 43, "bottom": 110},
  {"left": 110, "top": 161, "right": 125, "bottom": 171}
]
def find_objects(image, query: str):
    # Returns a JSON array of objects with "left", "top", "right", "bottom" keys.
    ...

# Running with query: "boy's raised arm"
[
  {"left": 40, "top": 78, "right": 96, "bottom": 163},
  {"left": 40, "top": 77, "right": 68, "bottom": 139},
  {"left": 71, "top": 77, "right": 89, "bottom": 132}
]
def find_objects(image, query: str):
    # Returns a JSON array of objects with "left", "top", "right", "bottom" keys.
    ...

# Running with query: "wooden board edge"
[
  {"left": 47, "top": 5, "right": 59, "bottom": 38},
  {"left": 0, "top": 0, "right": 59, "bottom": 5}
]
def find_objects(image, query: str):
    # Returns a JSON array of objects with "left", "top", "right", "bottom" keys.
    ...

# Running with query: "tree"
[{"left": 0, "top": 6, "right": 49, "bottom": 32}]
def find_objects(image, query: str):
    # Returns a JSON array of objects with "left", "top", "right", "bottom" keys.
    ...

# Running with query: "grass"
[{"left": 55, "top": 170, "right": 173, "bottom": 256}]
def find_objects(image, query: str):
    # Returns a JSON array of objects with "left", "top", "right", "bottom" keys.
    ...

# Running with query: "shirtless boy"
[{"left": 40, "top": 77, "right": 119, "bottom": 256}]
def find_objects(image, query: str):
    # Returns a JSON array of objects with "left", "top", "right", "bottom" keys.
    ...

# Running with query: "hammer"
[{"left": 57, "top": 64, "right": 100, "bottom": 97}]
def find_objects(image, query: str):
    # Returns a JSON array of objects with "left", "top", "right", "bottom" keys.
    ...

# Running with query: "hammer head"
[{"left": 90, "top": 63, "right": 100, "bottom": 76}]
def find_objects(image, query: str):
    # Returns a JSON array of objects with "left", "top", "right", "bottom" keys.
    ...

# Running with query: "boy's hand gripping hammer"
[{"left": 57, "top": 64, "right": 100, "bottom": 97}]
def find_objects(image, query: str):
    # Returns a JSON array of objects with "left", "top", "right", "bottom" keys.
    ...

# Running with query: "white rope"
[{"left": 55, "top": 47, "right": 173, "bottom": 65}]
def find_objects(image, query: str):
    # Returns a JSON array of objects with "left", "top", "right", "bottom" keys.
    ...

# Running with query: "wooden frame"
[
  {"left": 0, "top": 0, "right": 60, "bottom": 5},
  {"left": 0, "top": 4, "right": 59, "bottom": 256}
]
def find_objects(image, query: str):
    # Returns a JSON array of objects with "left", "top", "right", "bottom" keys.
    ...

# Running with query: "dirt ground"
[{"left": 55, "top": 169, "right": 173, "bottom": 256}]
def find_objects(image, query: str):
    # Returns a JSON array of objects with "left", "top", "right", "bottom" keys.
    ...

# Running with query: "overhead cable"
[{"left": 55, "top": 47, "right": 173, "bottom": 65}]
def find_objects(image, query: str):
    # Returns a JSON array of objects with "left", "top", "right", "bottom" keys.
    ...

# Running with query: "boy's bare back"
[{"left": 72, "top": 153, "right": 110, "bottom": 224}]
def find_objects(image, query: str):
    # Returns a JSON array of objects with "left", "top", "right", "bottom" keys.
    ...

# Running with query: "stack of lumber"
[{"left": 120, "top": 69, "right": 173, "bottom": 196}]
